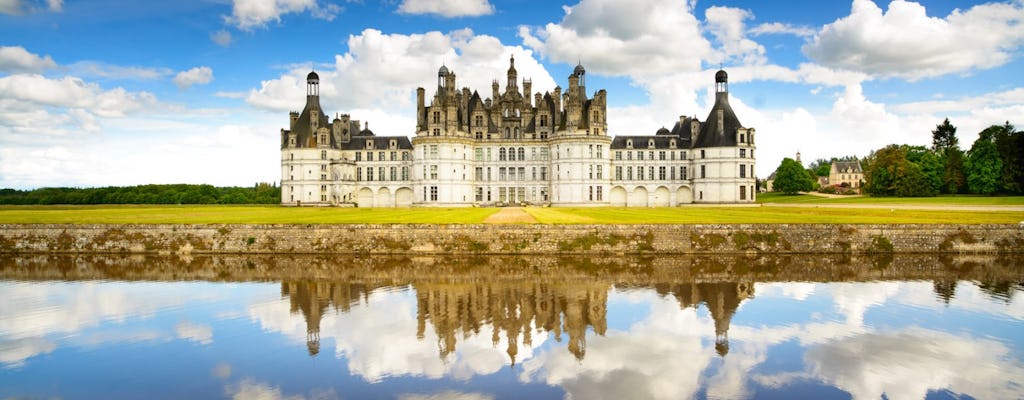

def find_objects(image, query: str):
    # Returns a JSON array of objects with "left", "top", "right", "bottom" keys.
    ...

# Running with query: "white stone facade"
[{"left": 280, "top": 60, "right": 756, "bottom": 207}]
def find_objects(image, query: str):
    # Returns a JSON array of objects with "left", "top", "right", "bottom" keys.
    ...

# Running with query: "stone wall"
[{"left": 1, "top": 224, "right": 1021, "bottom": 254}]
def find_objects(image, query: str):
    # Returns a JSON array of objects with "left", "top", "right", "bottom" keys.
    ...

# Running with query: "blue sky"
[{"left": 1, "top": 0, "right": 1022, "bottom": 188}]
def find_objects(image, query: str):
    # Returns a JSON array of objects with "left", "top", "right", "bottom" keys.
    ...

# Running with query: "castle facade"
[{"left": 280, "top": 57, "right": 756, "bottom": 207}]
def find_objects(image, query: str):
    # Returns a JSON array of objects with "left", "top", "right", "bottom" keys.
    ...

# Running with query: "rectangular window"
[
  {"left": 532, "top": 167, "right": 537, "bottom": 180},
  {"left": 700, "top": 165, "right": 706, "bottom": 179},
  {"left": 390, "top": 167, "right": 397, "bottom": 181},
  {"left": 588, "top": 165, "right": 593, "bottom": 179},
  {"left": 378, "top": 167, "right": 385, "bottom": 181},
  {"left": 401, "top": 167, "right": 409, "bottom": 180},
  {"left": 499, "top": 167, "right": 507, "bottom": 181},
  {"left": 430, "top": 186, "right": 438, "bottom": 201},
  {"left": 740, "top": 164, "right": 747, "bottom": 178},
  {"left": 429, "top": 145, "right": 438, "bottom": 159},
  {"left": 367, "top": 152, "right": 373, "bottom": 161},
  {"left": 518, "top": 167, "right": 525, "bottom": 181},
  {"left": 475, "top": 167, "right": 483, "bottom": 181},
  {"left": 596, "top": 165, "right": 603, "bottom": 179},
  {"left": 540, "top": 167, "right": 547, "bottom": 180},
  {"left": 475, "top": 148, "right": 483, "bottom": 161},
  {"left": 321, "top": 174, "right": 327, "bottom": 181},
  {"left": 701, "top": 150, "right": 705, "bottom": 159},
  {"left": 321, "top": 164, "right": 327, "bottom": 171},
  {"left": 355, "top": 152, "right": 361, "bottom": 161},
  {"left": 683, "top": 166, "right": 688, "bottom": 180},
  {"left": 476, "top": 187, "right": 483, "bottom": 201},
  {"left": 379, "top": 151, "right": 385, "bottom": 161},
  {"left": 659, "top": 166, "right": 666, "bottom": 180},
  {"left": 356, "top": 167, "right": 362, "bottom": 181},
  {"left": 589, "top": 144, "right": 594, "bottom": 158},
  {"left": 638, "top": 151, "right": 644, "bottom": 161},
  {"left": 615, "top": 166, "right": 622, "bottom": 180},
  {"left": 391, "top": 151, "right": 397, "bottom": 161},
  {"left": 740, "top": 149, "right": 746, "bottom": 158},
  {"left": 648, "top": 166, "right": 655, "bottom": 180},
  {"left": 649, "top": 151, "right": 654, "bottom": 161},
  {"left": 597, "top": 145, "right": 603, "bottom": 159},
  {"left": 588, "top": 186, "right": 593, "bottom": 201},
  {"left": 429, "top": 165, "right": 438, "bottom": 180},
  {"left": 596, "top": 186, "right": 603, "bottom": 201},
  {"left": 670, "top": 166, "right": 676, "bottom": 180},
  {"left": 740, "top": 185, "right": 747, "bottom": 200},
  {"left": 627, "top": 166, "right": 633, "bottom": 180},
  {"left": 659, "top": 151, "right": 666, "bottom": 160},
  {"left": 402, "top": 151, "right": 410, "bottom": 161},
  {"left": 487, "top": 148, "right": 492, "bottom": 161},
  {"left": 366, "top": 168, "right": 373, "bottom": 181},
  {"left": 321, "top": 150, "right": 327, "bottom": 160},
  {"left": 615, "top": 151, "right": 622, "bottom": 160}
]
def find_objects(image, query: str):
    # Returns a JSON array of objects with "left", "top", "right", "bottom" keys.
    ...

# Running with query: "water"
[{"left": 1, "top": 254, "right": 1022, "bottom": 399}]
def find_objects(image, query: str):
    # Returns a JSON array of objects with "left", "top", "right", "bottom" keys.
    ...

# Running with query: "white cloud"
[
  {"left": 211, "top": 30, "right": 233, "bottom": 47},
  {"left": 749, "top": 22, "right": 814, "bottom": 37},
  {"left": 397, "top": 0, "right": 494, "bottom": 18},
  {"left": 0, "top": 46, "right": 57, "bottom": 73},
  {"left": 704, "top": 6, "right": 766, "bottom": 66},
  {"left": 519, "top": 0, "right": 712, "bottom": 77},
  {"left": 804, "top": 0, "right": 1024, "bottom": 80},
  {"left": 225, "top": 0, "right": 343, "bottom": 30},
  {"left": 225, "top": 379, "right": 305, "bottom": 400},
  {"left": 175, "top": 321, "right": 213, "bottom": 345},
  {"left": 398, "top": 391, "right": 494, "bottom": 400},
  {"left": 66, "top": 61, "right": 174, "bottom": 81},
  {"left": 0, "top": 74, "right": 158, "bottom": 118},
  {"left": 174, "top": 66, "right": 214, "bottom": 89},
  {"left": 0, "top": 0, "right": 61, "bottom": 15},
  {"left": 247, "top": 28, "right": 556, "bottom": 137}
]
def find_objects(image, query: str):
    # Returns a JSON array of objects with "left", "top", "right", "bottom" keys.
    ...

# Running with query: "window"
[
  {"left": 615, "top": 151, "right": 622, "bottom": 160},
  {"left": 367, "top": 152, "right": 373, "bottom": 161},
  {"left": 499, "top": 148, "right": 507, "bottom": 161},
  {"left": 518, "top": 167, "right": 525, "bottom": 181},
  {"left": 740, "top": 185, "right": 747, "bottom": 200},
  {"left": 740, "top": 133, "right": 745, "bottom": 143},
  {"left": 391, "top": 151, "right": 397, "bottom": 161},
  {"left": 648, "top": 166, "right": 655, "bottom": 180},
  {"left": 615, "top": 166, "right": 622, "bottom": 180},
  {"left": 626, "top": 139, "right": 633, "bottom": 149},
  {"left": 588, "top": 186, "right": 594, "bottom": 201},
  {"left": 670, "top": 167, "right": 675, "bottom": 180},
  {"left": 532, "top": 167, "right": 537, "bottom": 180},
  {"left": 627, "top": 151, "right": 633, "bottom": 161},
  {"left": 390, "top": 167, "right": 397, "bottom": 181},
  {"left": 379, "top": 152, "right": 385, "bottom": 161},
  {"left": 401, "top": 167, "right": 409, "bottom": 180},
  {"left": 638, "top": 151, "right": 644, "bottom": 161},
  {"left": 430, "top": 186, "right": 438, "bottom": 201},
  {"left": 475, "top": 167, "right": 483, "bottom": 181},
  {"left": 518, "top": 147, "right": 525, "bottom": 161},
  {"left": 659, "top": 151, "right": 666, "bottom": 160},
  {"left": 475, "top": 148, "right": 483, "bottom": 161},
  {"left": 740, "top": 164, "right": 747, "bottom": 178},
  {"left": 429, "top": 165, "right": 438, "bottom": 179},
  {"left": 378, "top": 167, "right": 385, "bottom": 181},
  {"left": 648, "top": 139, "right": 654, "bottom": 149},
  {"left": 596, "top": 165, "right": 603, "bottom": 179},
  {"left": 432, "top": 112, "right": 440, "bottom": 124},
  {"left": 321, "top": 150, "right": 327, "bottom": 160},
  {"left": 659, "top": 166, "right": 666, "bottom": 180},
  {"left": 540, "top": 167, "right": 547, "bottom": 180},
  {"left": 476, "top": 187, "right": 483, "bottom": 201},
  {"left": 499, "top": 167, "right": 507, "bottom": 181},
  {"left": 402, "top": 151, "right": 410, "bottom": 161},
  {"left": 475, "top": 115, "right": 483, "bottom": 126},
  {"left": 740, "top": 149, "right": 746, "bottom": 158},
  {"left": 589, "top": 144, "right": 594, "bottom": 158},
  {"left": 682, "top": 166, "right": 687, "bottom": 180},
  {"left": 540, "top": 115, "right": 548, "bottom": 127},
  {"left": 321, "top": 174, "right": 327, "bottom": 181},
  {"left": 596, "top": 186, "right": 603, "bottom": 201},
  {"left": 366, "top": 168, "right": 373, "bottom": 181},
  {"left": 649, "top": 151, "right": 654, "bottom": 161},
  {"left": 540, "top": 148, "right": 549, "bottom": 160},
  {"left": 475, "top": 131, "right": 483, "bottom": 139},
  {"left": 321, "top": 164, "right": 327, "bottom": 171},
  {"left": 700, "top": 165, "right": 706, "bottom": 179},
  {"left": 429, "top": 145, "right": 438, "bottom": 159},
  {"left": 588, "top": 165, "right": 593, "bottom": 179},
  {"left": 627, "top": 166, "right": 633, "bottom": 180},
  {"left": 701, "top": 150, "right": 705, "bottom": 159},
  {"left": 432, "top": 129, "right": 440, "bottom": 136},
  {"left": 596, "top": 145, "right": 603, "bottom": 159},
  {"left": 356, "top": 167, "right": 362, "bottom": 181}
]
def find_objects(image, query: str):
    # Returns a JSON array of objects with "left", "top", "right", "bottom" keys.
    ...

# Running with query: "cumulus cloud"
[
  {"left": 175, "top": 321, "right": 213, "bottom": 345},
  {"left": 398, "top": 391, "right": 494, "bottom": 400},
  {"left": 749, "top": 22, "right": 815, "bottom": 37},
  {"left": 66, "top": 61, "right": 174, "bottom": 81},
  {"left": 704, "top": 6, "right": 766, "bottom": 66},
  {"left": 211, "top": 30, "right": 233, "bottom": 47},
  {"left": 397, "top": 0, "right": 494, "bottom": 18},
  {"left": 225, "top": 0, "right": 343, "bottom": 30},
  {"left": 519, "top": 0, "right": 711, "bottom": 77},
  {"left": 247, "top": 28, "right": 555, "bottom": 136},
  {"left": 0, "top": 0, "right": 61, "bottom": 15},
  {"left": 174, "top": 66, "right": 214, "bottom": 89},
  {"left": 0, "top": 46, "right": 57, "bottom": 73},
  {"left": 0, "top": 74, "right": 158, "bottom": 118},
  {"left": 804, "top": 0, "right": 1024, "bottom": 80}
]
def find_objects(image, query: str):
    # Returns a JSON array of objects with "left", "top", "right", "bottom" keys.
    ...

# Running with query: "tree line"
[
  {"left": 0, "top": 183, "right": 281, "bottom": 205},
  {"left": 770, "top": 120, "right": 1024, "bottom": 197}
]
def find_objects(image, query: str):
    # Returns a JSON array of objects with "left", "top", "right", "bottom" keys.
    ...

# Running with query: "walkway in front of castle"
[{"left": 484, "top": 208, "right": 538, "bottom": 224}]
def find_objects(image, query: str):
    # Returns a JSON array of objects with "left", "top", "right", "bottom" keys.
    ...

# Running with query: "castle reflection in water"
[{"left": 283, "top": 279, "right": 752, "bottom": 362}]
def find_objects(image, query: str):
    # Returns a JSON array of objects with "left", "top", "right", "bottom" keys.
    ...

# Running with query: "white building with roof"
[{"left": 280, "top": 58, "right": 756, "bottom": 207}]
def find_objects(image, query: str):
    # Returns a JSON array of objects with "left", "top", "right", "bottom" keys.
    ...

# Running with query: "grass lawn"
[
  {"left": 757, "top": 192, "right": 1024, "bottom": 205},
  {"left": 0, "top": 204, "right": 1020, "bottom": 225},
  {"left": 523, "top": 206, "right": 1023, "bottom": 224},
  {"left": 0, "top": 205, "right": 498, "bottom": 224}
]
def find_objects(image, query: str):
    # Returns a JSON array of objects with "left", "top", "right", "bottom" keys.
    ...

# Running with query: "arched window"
[
  {"left": 504, "top": 127, "right": 510, "bottom": 138},
  {"left": 514, "top": 127, "right": 520, "bottom": 138},
  {"left": 499, "top": 148, "right": 507, "bottom": 161},
  {"left": 517, "top": 147, "right": 525, "bottom": 161}
]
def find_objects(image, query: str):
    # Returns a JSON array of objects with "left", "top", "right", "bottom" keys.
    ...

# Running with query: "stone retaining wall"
[{"left": 2, "top": 224, "right": 1021, "bottom": 254}]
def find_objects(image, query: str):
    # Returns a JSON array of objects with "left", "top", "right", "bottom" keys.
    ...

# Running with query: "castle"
[{"left": 280, "top": 56, "right": 756, "bottom": 207}]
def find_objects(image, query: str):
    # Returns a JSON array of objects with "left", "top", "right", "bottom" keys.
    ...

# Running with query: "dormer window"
[
  {"left": 366, "top": 140, "right": 373, "bottom": 149},
  {"left": 626, "top": 139, "right": 633, "bottom": 149},
  {"left": 670, "top": 139, "right": 677, "bottom": 149},
  {"left": 389, "top": 140, "right": 397, "bottom": 149},
  {"left": 648, "top": 139, "right": 654, "bottom": 149}
]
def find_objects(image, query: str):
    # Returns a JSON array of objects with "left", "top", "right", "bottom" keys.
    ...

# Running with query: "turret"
[
  {"left": 523, "top": 79, "right": 532, "bottom": 107},
  {"left": 289, "top": 111, "right": 299, "bottom": 130},
  {"left": 506, "top": 55, "right": 517, "bottom": 90}
]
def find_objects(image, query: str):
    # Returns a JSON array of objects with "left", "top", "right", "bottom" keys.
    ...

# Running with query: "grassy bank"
[
  {"left": 757, "top": 192, "right": 1024, "bottom": 205},
  {"left": 0, "top": 205, "right": 498, "bottom": 224},
  {"left": 0, "top": 204, "right": 1020, "bottom": 224}
]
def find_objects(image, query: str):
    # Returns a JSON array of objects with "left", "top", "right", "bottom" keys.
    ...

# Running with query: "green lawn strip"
[
  {"left": 0, "top": 205, "right": 499, "bottom": 224},
  {"left": 757, "top": 192, "right": 1024, "bottom": 205},
  {"left": 524, "top": 206, "right": 1022, "bottom": 224}
]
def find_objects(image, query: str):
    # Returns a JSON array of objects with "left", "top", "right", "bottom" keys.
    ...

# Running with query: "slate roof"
[
  {"left": 693, "top": 93, "right": 743, "bottom": 149},
  {"left": 610, "top": 135, "right": 685, "bottom": 150},
  {"left": 832, "top": 160, "right": 862, "bottom": 173},
  {"left": 339, "top": 135, "right": 413, "bottom": 151}
]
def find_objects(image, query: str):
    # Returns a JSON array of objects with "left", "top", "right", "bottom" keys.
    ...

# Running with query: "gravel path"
[{"left": 483, "top": 207, "right": 538, "bottom": 224}]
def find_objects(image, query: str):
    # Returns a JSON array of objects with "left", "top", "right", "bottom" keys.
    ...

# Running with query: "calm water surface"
[{"left": 1, "top": 254, "right": 1022, "bottom": 399}]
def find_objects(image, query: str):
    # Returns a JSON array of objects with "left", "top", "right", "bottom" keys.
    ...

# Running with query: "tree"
[
  {"left": 905, "top": 146, "right": 942, "bottom": 194},
  {"left": 931, "top": 118, "right": 959, "bottom": 153},
  {"left": 771, "top": 158, "right": 814, "bottom": 194},
  {"left": 864, "top": 145, "right": 935, "bottom": 197},
  {"left": 809, "top": 158, "right": 832, "bottom": 177},
  {"left": 942, "top": 148, "right": 967, "bottom": 194},
  {"left": 965, "top": 126, "right": 1003, "bottom": 195},
  {"left": 992, "top": 121, "right": 1024, "bottom": 194}
]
